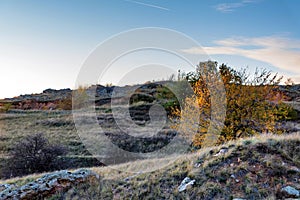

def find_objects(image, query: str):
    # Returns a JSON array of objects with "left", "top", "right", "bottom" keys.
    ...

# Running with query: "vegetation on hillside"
[
  {"left": 0, "top": 60, "right": 299, "bottom": 199},
  {"left": 0, "top": 111, "right": 104, "bottom": 179},
  {"left": 172, "top": 61, "right": 297, "bottom": 149},
  {"left": 1, "top": 133, "right": 298, "bottom": 199},
  {"left": 2, "top": 133, "right": 67, "bottom": 178},
  {"left": 51, "top": 133, "right": 299, "bottom": 199}
]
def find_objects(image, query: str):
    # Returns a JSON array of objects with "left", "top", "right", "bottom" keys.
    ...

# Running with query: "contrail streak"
[{"left": 124, "top": 0, "right": 170, "bottom": 11}]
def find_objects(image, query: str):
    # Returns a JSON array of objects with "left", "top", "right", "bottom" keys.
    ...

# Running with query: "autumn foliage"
[{"left": 172, "top": 61, "right": 293, "bottom": 149}]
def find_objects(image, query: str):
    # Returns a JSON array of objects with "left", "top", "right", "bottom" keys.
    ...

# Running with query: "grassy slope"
[
  {"left": 0, "top": 110, "right": 103, "bottom": 178},
  {"left": 0, "top": 104, "right": 176, "bottom": 176},
  {"left": 1, "top": 133, "right": 299, "bottom": 200},
  {"left": 0, "top": 110, "right": 90, "bottom": 157}
]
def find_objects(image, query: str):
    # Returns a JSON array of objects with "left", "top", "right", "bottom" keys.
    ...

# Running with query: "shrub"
[
  {"left": 172, "top": 61, "right": 292, "bottom": 148},
  {"left": 72, "top": 85, "right": 89, "bottom": 109},
  {"left": 57, "top": 97, "right": 72, "bottom": 110},
  {"left": 4, "top": 133, "right": 67, "bottom": 178},
  {"left": 0, "top": 103, "right": 12, "bottom": 113}
]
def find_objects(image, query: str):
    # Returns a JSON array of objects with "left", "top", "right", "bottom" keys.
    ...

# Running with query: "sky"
[{"left": 0, "top": 0, "right": 300, "bottom": 98}]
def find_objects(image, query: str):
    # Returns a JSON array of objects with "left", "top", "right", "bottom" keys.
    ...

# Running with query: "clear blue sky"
[{"left": 1, "top": 0, "right": 300, "bottom": 98}]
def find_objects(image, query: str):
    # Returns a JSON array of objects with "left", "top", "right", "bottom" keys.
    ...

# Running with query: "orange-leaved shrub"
[{"left": 172, "top": 61, "right": 293, "bottom": 149}]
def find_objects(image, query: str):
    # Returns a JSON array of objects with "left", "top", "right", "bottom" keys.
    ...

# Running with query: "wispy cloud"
[
  {"left": 215, "top": 0, "right": 258, "bottom": 13},
  {"left": 182, "top": 36, "right": 300, "bottom": 81},
  {"left": 124, "top": 0, "right": 170, "bottom": 11}
]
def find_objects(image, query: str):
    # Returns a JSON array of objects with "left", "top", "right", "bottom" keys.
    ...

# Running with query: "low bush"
[{"left": 2, "top": 133, "right": 67, "bottom": 178}]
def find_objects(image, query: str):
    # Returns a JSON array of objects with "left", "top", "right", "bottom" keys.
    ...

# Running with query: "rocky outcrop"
[
  {"left": 0, "top": 169, "right": 100, "bottom": 200},
  {"left": 279, "top": 186, "right": 300, "bottom": 198},
  {"left": 1, "top": 83, "right": 299, "bottom": 111},
  {"left": 2, "top": 88, "right": 72, "bottom": 103},
  {"left": 0, "top": 88, "right": 72, "bottom": 110},
  {"left": 178, "top": 177, "right": 195, "bottom": 192},
  {"left": 0, "top": 82, "right": 173, "bottom": 110}
]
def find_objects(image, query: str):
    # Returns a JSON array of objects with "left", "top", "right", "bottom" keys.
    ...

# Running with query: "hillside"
[
  {"left": 1, "top": 83, "right": 299, "bottom": 111},
  {"left": 0, "top": 82, "right": 299, "bottom": 199},
  {"left": 0, "top": 133, "right": 299, "bottom": 199},
  {"left": 0, "top": 82, "right": 180, "bottom": 178}
]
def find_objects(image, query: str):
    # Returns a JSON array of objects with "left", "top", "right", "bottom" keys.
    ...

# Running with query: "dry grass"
[
  {"left": 1, "top": 132, "right": 299, "bottom": 199},
  {"left": 0, "top": 110, "right": 88, "bottom": 158},
  {"left": 57, "top": 132, "right": 299, "bottom": 199},
  {"left": 0, "top": 111, "right": 78, "bottom": 149}
]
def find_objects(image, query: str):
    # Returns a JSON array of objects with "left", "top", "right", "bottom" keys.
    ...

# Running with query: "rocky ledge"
[{"left": 0, "top": 169, "right": 100, "bottom": 200}]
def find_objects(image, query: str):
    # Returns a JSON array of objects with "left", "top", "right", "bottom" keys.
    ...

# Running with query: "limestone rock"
[
  {"left": 214, "top": 147, "right": 228, "bottom": 157},
  {"left": 280, "top": 186, "right": 300, "bottom": 198},
  {"left": 0, "top": 169, "right": 100, "bottom": 200},
  {"left": 178, "top": 177, "right": 195, "bottom": 192}
]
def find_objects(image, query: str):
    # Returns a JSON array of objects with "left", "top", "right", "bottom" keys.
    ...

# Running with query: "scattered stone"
[
  {"left": 280, "top": 186, "right": 300, "bottom": 198},
  {"left": 194, "top": 162, "right": 202, "bottom": 168},
  {"left": 230, "top": 174, "right": 239, "bottom": 183},
  {"left": 0, "top": 169, "right": 100, "bottom": 200},
  {"left": 178, "top": 177, "right": 195, "bottom": 192},
  {"left": 213, "top": 147, "right": 228, "bottom": 157}
]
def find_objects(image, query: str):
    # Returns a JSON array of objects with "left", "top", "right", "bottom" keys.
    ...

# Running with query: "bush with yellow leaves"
[{"left": 172, "top": 61, "right": 293, "bottom": 149}]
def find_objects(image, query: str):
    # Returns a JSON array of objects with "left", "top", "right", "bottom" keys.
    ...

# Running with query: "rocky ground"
[
  {"left": 0, "top": 169, "right": 99, "bottom": 200},
  {"left": 0, "top": 133, "right": 299, "bottom": 199}
]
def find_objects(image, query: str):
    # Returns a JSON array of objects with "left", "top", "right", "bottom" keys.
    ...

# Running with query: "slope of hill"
[
  {"left": 1, "top": 133, "right": 299, "bottom": 199},
  {"left": 0, "top": 83, "right": 299, "bottom": 199},
  {"left": 0, "top": 82, "right": 180, "bottom": 178}
]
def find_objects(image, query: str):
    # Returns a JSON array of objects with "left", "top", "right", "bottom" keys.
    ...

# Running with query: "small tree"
[
  {"left": 73, "top": 85, "right": 89, "bottom": 109},
  {"left": 6, "top": 133, "right": 66, "bottom": 177},
  {"left": 172, "top": 61, "right": 292, "bottom": 149}
]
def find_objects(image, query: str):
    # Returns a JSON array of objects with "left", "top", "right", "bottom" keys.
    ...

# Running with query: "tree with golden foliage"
[
  {"left": 72, "top": 85, "right": 89, "bottom": 109},
  {"left": 172, "top": 61, "right": 292, "bottom": 149}
]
